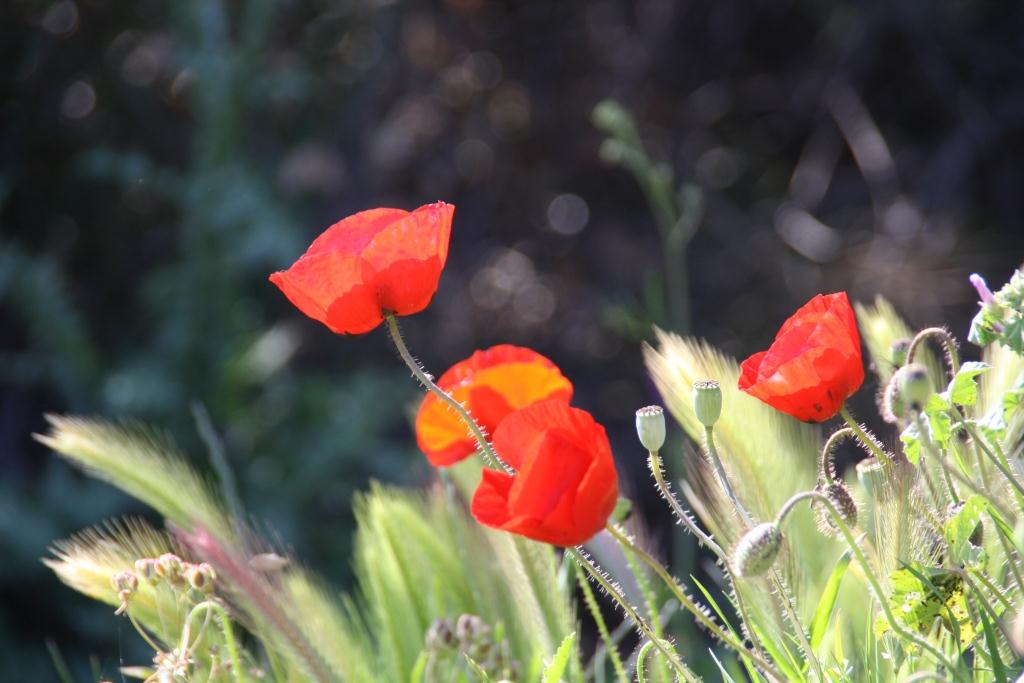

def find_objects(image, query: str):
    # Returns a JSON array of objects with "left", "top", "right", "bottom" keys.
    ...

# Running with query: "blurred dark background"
[{"left": 3, "top": 0, "right": 1024, "bottom": 678}]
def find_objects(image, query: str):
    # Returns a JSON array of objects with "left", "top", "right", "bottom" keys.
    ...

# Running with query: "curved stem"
[
  {"left": 635, "top": 640, "right": 656, "bottom": 683},
  {"left": 567, "top": 547, "right": 697, "bottom": 682},
  {"left": 820, "top": 428, "right": 854, "bottom": 484},
  {"left": 775, "top": 491, "right": 967, "bottom": 681},
  {"left": 605, "top": 524, "right": 784, "bottom": 680},
  {"left": 839, "top": 407, "right": 895, "bottom": 468},
  {"left": 907, "top": 327, "right": 961, "bottom": 376},
  {"left": 384, "top": 313, "right": 509, "bottom": 472},
  {"left": 182, "top": 600, "right": 244, "bottom": 683}
]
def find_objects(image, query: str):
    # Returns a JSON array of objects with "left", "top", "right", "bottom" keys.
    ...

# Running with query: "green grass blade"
[
  {"left": 810, "top": 550, "right": 852, "bottom": 652},
  {"left": 541, "top": 632, "right": 576, "bottom": 683}
]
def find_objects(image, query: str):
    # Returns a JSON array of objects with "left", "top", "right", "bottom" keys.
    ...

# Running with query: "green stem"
[
  {"left": 704, "top": 428, "right": 821, "bottom": 679},
  {"left": 963, "top": 420, "right": 1024, "bottom": 509},
  {"left": 567, "top": 547, "right": 697, "bottom": 682},
  {"left": 649, "top": 449, "right": 722, "bottom": 554},
  {"left": 622, "top": 544, "right": 671, "bottom": 683},
  {"left": 775, "top": 491, "right": 967, "bottom": 681},
  {"left": 703, "top": 426, "right": 754, "bottom": 527},
  {"left": 182, "top": 600, "right": 244, "bottom": 683},
  {"left": 605, "top": 524, "right": 784, "bottom": 680},
  {"left": 907, "top": 327, "right": 961, "bottom": 376},
  {"left": 839, "top": 406, "right": 895, "bottom": 468},
  {"left": 648, "top": 448, "right": 763, "bottom": 653},
  {"left": 913, "top": 413, "right": 958, "bottom": 505},
  {"left": 575, "top": 562, "right": 629, "bottom": 683},
  {"left": 384, "top": 313, "right": 508, "bottom": 472},
  {"left": 636, "top": 640, "right": 656, "bottom": 683}
]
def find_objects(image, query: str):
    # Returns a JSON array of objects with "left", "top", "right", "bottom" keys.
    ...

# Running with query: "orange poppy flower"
[
  {"left": 470, "top": 400, "right": 619, "bottom": 546},
  {"left": 269, "top": 202, "right": 454, "bottom": 335},
  {"left": 738, "top": 292, "right": 864, "bottom": 422},
  {"left": 415, "top": 345, "right": 573, "bottom": 466}
]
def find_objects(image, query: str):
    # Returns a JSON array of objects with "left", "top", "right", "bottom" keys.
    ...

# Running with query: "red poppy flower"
[
  {"left": 416, "top": 346, "right": 573, "bottom": 467},
  {"left": 269, "top": 202, "right": 454, "bottom": 335},
  {"left": 738, "top": 292, "right": 864, "bottom": 422},
  {"left": 470, "top": 400, "right": 619, "bottom": 546}
]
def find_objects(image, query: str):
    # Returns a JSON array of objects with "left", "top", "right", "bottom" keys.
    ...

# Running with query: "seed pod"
[
  {"left": 155, "top": 553, "right": 183, "bottom": 582},
  {"left": 188, "top": 562, "right": 217, "bottom": 593},
  {"left": 635, "top": 405, "right": 666, "bottom": 452},
  {"left": 692, "top": 380, "right": 723, "bottom": 427},
  {"left": 134, "top": 558, "right": 159, "bottom": 584},
  {"left": 890, "top": 338, "right": 911, "bottom": 368}
]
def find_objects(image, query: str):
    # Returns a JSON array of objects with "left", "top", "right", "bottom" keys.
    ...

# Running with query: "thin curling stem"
[
  {"left": 604, "top": 524, "right": 784, "bottom": 680},
  {"left": 566, "top": 547, "right": 697, "bottom": 683},
  {"left": 839, "top": 406, "right": 895, "bottom": 468},
  {"left": 385, "top": 313, "right": 510, "bottom": 472},
  {"left": 907, "top": 327, "right": 961, "bottom": 376},
  {"left": 182, "top": 600, "right": 244, "bottom": 683},
  {"left": 774, "top": 491, "right": 967, "bottom": 681},
  {"left": 703, "top": 426, "right": 754, "bottom": 528},
  {"left": 820, "top": 427, "right": 854, "bottom": 484}
]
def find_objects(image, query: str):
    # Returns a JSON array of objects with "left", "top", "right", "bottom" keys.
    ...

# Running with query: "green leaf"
[
  {"left": 541, "top": 632, "right": 575, "bottom": 683},
  {"left": 810, "top": 551, "right": 852, "bottom": 652},
  {"left": 900, "top": 423, "right": 921, "bottom": 465},
  {"left": 947, "top": 361, "right": 991, "bottom": 406},
  {"left": 942, "top": 495, "right": 987, "bottom": 566},
  {"left": 923, "top": 394, "right": 953, "bottom": 446}
]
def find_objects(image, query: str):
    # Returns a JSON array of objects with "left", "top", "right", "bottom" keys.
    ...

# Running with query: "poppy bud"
[
  {"left": 814, "top": 483, "right": 858, "bottom": 537},
  {"left": 635, "top": 405, "right": 666, "bottom": 451},
  {"left": 692, "top": 381, "right": 722, "bottom": 427},
  {"left": 732, "top": 522, "right": 783, "bottom": 578},
  {"left": 881, "top": 373, "right": 907, "bottom": 424},
  {"left": 899, "top": 363, "right": 932, "bottom": 412},
  {"left": 890, "top": 338, "right": 911, "bottom": 367}
]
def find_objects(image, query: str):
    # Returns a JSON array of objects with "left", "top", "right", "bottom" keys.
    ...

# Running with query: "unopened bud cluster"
[
  {"left": 425, "top": 614, "right": 518, "bottom": 679},
  {"left": 114, "top": 554, "right": 216, "bottom": 617}
]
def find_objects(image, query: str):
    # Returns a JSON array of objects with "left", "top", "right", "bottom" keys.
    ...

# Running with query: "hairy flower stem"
[
  {"left": 819, "top": 428, "right": 854, "bottom": 484},
  {"left": 181, "top": 600, "right": 244, "bottom": 683},
  {"left": 907, "top": 327, "right": 961, "bottom": 376},
  {"left": 648, "top": 449, "right": 722, "bottom": 554},
  {"left": 384, "top": 313, "right": 510, "bottom": 473},
  {"left": 605, "top": 524, "right": 784, "bottom": 680},
  {"left": 705, "top": 428, "right": 819, "bottom": 676},
  {"left": 567, "top": 547, "right": 698, "bottom": 682},
  {"left": 647, "top": 448, "right": 763, "bottom": 653},
  {"left": 774, "top": 491, "right": 967, "bottom": 681},
  {"left": 839, "top": 406, "right": 895, "bottom": 468},
  {"left": 703, "top": 428, "right": 821, "bottom": 678}
]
